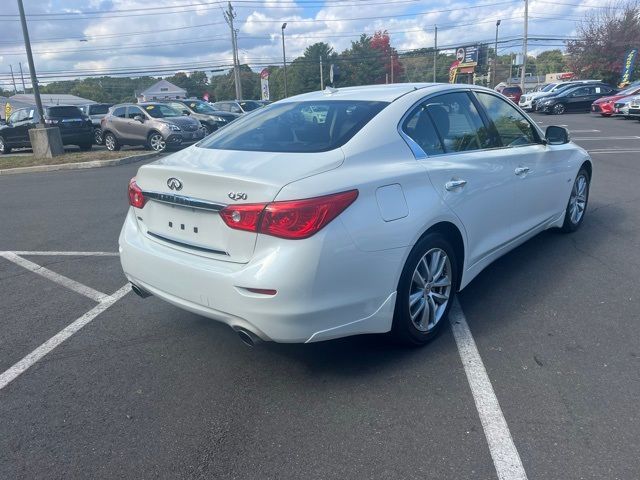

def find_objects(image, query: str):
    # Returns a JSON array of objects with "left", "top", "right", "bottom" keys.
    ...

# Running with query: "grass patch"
[{"left": 0, "top": 150, "right": 147, "bottom": 170}]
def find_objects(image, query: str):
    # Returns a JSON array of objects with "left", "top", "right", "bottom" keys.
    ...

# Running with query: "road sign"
[{"left": 4, "top": 102, "right": 11, "bottom": 120}]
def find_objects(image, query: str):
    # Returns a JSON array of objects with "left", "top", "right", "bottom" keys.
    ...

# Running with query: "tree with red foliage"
[{"left": 371, "top": 31, "right": 405, "bottom": 83}]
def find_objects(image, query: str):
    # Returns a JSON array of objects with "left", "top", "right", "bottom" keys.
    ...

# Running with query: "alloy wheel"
[
  {"left": 408, "top": 248, "right": 452, "bottom": 332},
  {"left": 569, "top": 173, "right": 588, "bottom": 225},
  {"left": 94, "top": 129, "right": 103, "bottom": 145},
  {"left": 0, "top": 136, "right": 5, "bottom": 153},
  {"left": 553, "top": 104, "right": 565, "bottom": 115},
  {"left": 105, "top": 134, "right": 116, "bottom": 151},
  {"left": 149, "top": 133, "right": 166, "bottom": 152}
]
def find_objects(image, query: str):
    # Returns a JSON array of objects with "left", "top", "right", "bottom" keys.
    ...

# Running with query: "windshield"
[
  {"left": 198, "top": 100, "right": 388, "bottom": 153},
  {"left": 142, "top": 104, "right": 181, "bottom": 118},
  {"left": 90, "top": 104, "right": 110, "bottom": 115},
  {"left": 239, "top": 101, "right": 262, "bottom": 112},
  {"left": 46, "top": 106, "right": 83, "bottom": 118},
  {"left": 186, "top": 101, "right": 217, "bottom": 114},
  {"left": 618, "top": 86, "right": 640, "bottom": 96},
  {"left": 542, "top": 83, "right": 557, "bottom": 92}
]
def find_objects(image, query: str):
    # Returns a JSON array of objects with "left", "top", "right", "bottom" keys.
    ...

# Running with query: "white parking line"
[
  {"left": 1, "top": 252, "right": 110, "bottom": 303},
  {"left": 588, "top": 149, "right": 640, "bottom": 154},
  {"left": 9, "top": 251, "right": 119, "bottom": 256},
  {"left": 573, "top": 136, "right": 640, "bottom": 140},
  {"left": 0, "top": 284, "right": 130, "bottom": 392},
  {"left": 570, "top": 129, "right": 600, "bottom": 133},
  {"left": 450, "top": 300, "right": 528, "bottom": 480}
]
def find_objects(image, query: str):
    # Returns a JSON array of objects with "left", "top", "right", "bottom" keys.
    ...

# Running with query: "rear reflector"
[
  {"left": 243, "top": 288, "right": 277, "bottom": 296},
  {"left": 219, "top": 189, "right": 358, "bottom": 240},
  {"left": 128, "top": 177, "right": 147, "bottom": 209}
]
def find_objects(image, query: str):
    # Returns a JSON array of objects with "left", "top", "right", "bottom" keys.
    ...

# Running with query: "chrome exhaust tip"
[
  {"left": 236, "top": 328, "right": 262, "bottom": 347},
  {"left": 130, "top": 283, "right": 152, "bottom": 298}
]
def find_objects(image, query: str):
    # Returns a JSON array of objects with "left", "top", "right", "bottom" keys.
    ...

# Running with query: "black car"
[
  {"left": 79, "top": 103, "right": 112, "bottom": 144},
  {"left": 537, "top": 84, "right": 617, "bottom": 115},
  {"left": 160, "top": 99, "right": 239, "bottom": 135},
  {"left": 0, "top": 105, "right": 93, "bottom": 154}
]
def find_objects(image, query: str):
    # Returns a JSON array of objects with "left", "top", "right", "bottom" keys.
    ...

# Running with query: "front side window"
[
  {"left": 127, "top": 106, "right": 145, "bottom": 119},
  {"left": 199, "top": 100, "right": 387, "bottom": 153},
  {"left": 569, "top": 87, "right": 589, "bottom": 97},
  {"left": 475, "top": 92, "right": 537, "bottom": 147}
]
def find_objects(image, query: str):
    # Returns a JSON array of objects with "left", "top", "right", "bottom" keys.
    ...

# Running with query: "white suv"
[{"left": 120, "top": 84, "right": 592, "bottom": 346}]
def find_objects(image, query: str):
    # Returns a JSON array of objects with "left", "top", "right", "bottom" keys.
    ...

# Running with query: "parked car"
[
  {"left": 495, "top": 85, "right": 522, "bottom": 104},
  {"left": 256, "top": 100, "right": 272, "bottom": 106},
  {"left": 613, "top": 97, "right": 634, "bottom": 118},
  {"left": 212, "top": 100, "right": 263, "bottom": 114},
  {"left": 537, "top": 83, "right": 616, "bottom": 114},
  {"left": 120, "top": 83, "right": 591, "bottom": 346},
  {"left": 628, "top": 96, "right": 640, "bottom": 117},
  {"left": 101, "top": 103, "right": 205, "bottom": 152},
  {"left": 79, "top": 103, "right": 112, "bottom": 144},
  {"left": 590, "top": 85, "right": 640, "bottom": 116},
  {"left": 159, "top": 99, "right": 239, "bottom": 135},
  {"left": 0, "top": 105, "right": 93, "bottom": 154},
  {"left": 523, "top": 80, "right": 601, "bottom": 111}
]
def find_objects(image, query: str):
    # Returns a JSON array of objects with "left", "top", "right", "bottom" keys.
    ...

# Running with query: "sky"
[{"left": 0, "top": 0, "right": 598, "bottom": 88}]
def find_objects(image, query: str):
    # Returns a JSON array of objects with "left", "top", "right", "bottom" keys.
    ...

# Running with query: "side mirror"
[
  {"left": 545, "top": 125, "right": 569, "bottom": 145},
  {"left": 133, "top": 115, "right": 144, "bottom": 123}
]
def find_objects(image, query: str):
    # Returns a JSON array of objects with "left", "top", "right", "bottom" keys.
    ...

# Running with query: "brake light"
[
  {"left": 128, "top": 177, "right": 147, "bottom": 208},
  {"left": 219, "top": 190, "right": 358, "bottom": 239}
]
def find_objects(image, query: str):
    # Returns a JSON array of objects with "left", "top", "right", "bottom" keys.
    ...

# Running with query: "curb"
[{"left": 0, "top": 152, "right": 160, "bottom": 176}]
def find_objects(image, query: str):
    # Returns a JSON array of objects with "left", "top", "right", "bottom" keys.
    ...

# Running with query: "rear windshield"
[
  {"left": 502, "top": 87, "right": 521, "bottom": 94},
  {"left": 198, "top": 100, "right": 388, "bottom": 153},
  {"left": 89, "top": 104, "right": 110, "bottom": 115},
  {"left": 46, "top": 106, "right": 83, "bottom": 117}
]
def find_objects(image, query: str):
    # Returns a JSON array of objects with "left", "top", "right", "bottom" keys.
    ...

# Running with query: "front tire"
[
  {"left": 0, "top": 135, "right": 11, "bottom": 154},
  {"left": 392, "top": 232, "right": 458, "bottom": 346},
  {"left": 553, "top": 103, "right": 566, "bottom": 115},
  {"left": 561, "top": 168, "right": 590, "bottom": 233},
  {"left": 147, "top": 132, "right": 166, "bottom": 152}
]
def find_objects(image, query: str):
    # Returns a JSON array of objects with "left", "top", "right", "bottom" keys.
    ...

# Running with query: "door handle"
[
  {"left": 515, "top": 166, "right": 530, "bottom": 176},
  {"left": 445, "top": 179, "right": 467, "bottom": 191}
]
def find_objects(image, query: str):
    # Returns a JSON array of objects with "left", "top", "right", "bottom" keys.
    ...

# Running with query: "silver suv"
[{"left": 101, "top": 103, "right": 205, "bottom": 152}]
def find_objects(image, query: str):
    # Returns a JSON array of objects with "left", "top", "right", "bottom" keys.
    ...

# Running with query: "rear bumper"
[{"left": 119, "top": 208, "right": 401, "bottom": 343}]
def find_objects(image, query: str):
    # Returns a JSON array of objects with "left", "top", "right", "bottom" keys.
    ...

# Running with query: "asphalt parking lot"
[{"left": 1, "top": 112, "right": 639, "bottom": 480}]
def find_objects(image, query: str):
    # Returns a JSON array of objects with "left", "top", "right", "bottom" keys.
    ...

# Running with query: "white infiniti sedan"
[{"left": 120, "top": 83, "right": 591, "bottom": 346}]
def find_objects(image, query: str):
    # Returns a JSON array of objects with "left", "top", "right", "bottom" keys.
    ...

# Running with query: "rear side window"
[
  {"left": 112, "top": 106, "right": 127, "bottom": 118},
  {"left": 199, "top": 100, "right": 388, "bottom": 153},
  {"left": 475, "top": 92, "right": 537, "bottom": 147},
  {"left": 402, "top": 104, "right": 445, "bottom": 156},
  {"left": 46, "top": 106, "right": 82, "bottom": 117}
]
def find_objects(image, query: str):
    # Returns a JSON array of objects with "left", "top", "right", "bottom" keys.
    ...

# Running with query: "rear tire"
[
  {"left": 104, "top": 132, "right": 120, "bottom": 151},
  {"left": 561, "top": 168, "right": 590, "bottom": 233},
  {"left": 93, "top": 128, "right": 103, "bottom": 145},
  {"left": 553, "top": 103, "right": 566, "bottom": 115},
  {"left": 391, "top": 232, "right": 458, "bottom": 346},
  {"left": 0, "top": 135, "right": 11, "bottom": 154}
]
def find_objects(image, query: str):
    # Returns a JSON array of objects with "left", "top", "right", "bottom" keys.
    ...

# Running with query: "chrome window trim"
[{"left": 142, "top": 190, "right": 227, "bottom": 212}]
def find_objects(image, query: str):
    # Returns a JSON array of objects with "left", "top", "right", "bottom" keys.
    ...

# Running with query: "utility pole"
[
  {"left": 281, "top": 23, "right": 288, "bottom": 97},
  {"left": 319, "top": 56, "right": 324, "bottom": 90},
  {"left": 17, "top": 0, "right": 45, "bottom": 124},
  {"left": 19, "top": 62, "right": 27, "bottom": 92},
  {"left": 493, "top": 20, "right": 501, "bottom": 87},
  {"left": 224, "top": 2, "right": 242, "bottom": 100},
  {"left": 433, "top": 26, "right": 438, "bottom": 82},
  {"left": 390, "top": 53, "right": 394, "bottom": 83},
  {"left": 520, "top": 0, "right": 528, "bottom": 92},
  {"left": 9, "top": 65, "right": 18, "bottom": 94}
]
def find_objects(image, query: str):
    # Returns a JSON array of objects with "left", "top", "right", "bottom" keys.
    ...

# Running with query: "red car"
[
  {"left": 495, "top": 85, "right": 523, "bottom": 104},
  {"left": 591, "top": 85, "right": 640, "bottom": 116}
]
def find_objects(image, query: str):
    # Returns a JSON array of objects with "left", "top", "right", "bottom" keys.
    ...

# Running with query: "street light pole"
[
  {"left": 493, "top": 20, "right": 501, "bottom": 87},
  {"left": 281, "top": 23, "right": 288, "bottom": 97},
  {"left": 17, "top": 0, "right": 45, "bottom": 125},
  {"left": 520, "top": 0, "right": 528, "bottom": 92},
  {"left": 433, "top": 25, "right": 438, "bottom": 82}
]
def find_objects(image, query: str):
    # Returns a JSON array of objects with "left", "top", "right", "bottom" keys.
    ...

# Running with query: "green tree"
[
  {"left": 534, "top": 50, "right": 567, "bottom": 75},
  {"left": 339, "top": 34, "right": 386, "bottom": 87},
  {"left": 287, "top": 42, "right": 337, "bottom": 96}
]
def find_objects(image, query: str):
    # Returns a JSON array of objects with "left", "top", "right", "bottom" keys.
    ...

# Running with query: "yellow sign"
[{"left": 4, "top": 102, "right": 10, "bottom": 120}]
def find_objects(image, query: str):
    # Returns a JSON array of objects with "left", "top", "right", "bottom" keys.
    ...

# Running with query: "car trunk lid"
[{"left": 134, "top": 145, "right": 344, "bottom": 263}]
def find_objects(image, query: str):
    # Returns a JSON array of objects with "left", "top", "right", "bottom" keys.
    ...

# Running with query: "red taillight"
[
  {"left": 219, "top": 189, "right": 358, "bottom": 240},
  {"left": 128, "top": 177, "right": 146, "bottom": 209}
]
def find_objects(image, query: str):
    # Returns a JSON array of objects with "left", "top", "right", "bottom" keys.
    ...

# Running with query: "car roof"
[{"left": 282, "top": 83, "right": 438, "bottom": 103}]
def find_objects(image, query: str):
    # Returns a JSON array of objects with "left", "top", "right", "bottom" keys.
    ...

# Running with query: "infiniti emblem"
[{"left": 167, "top": 177, "right": 183, "bottom": 191}]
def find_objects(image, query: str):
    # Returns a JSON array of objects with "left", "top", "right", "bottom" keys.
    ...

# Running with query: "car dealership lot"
[{"left": 1, "top": 113, "right": 639, "bottom": 479}]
